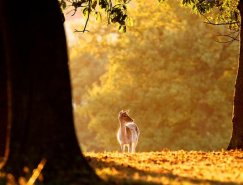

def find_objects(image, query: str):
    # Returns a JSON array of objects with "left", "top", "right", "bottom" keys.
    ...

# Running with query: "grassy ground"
[{"left": 85, "top": 150, "right": 243, "bottom": 185}]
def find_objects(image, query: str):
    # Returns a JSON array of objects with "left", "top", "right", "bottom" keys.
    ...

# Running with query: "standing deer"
[{"left": 117, "top": 110, "right": 140, "bottom": 153}]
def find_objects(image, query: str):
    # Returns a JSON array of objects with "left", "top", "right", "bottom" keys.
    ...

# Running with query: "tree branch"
[
  {"left": 74, "top": 0, "right": 91, "bottom": 33},
  {"left": 215, "top": 31, "right": 239, "bottom": 44},
  {"left": 200, "top": 12, "right": 240, "bottom": 27}
]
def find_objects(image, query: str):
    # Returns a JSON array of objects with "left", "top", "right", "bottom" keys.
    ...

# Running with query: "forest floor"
[{"left": 85, "top": 150, "right": 243, "bottom": 185}]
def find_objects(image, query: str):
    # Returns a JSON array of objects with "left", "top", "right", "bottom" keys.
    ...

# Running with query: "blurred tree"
[
  {"left": 0, "top": 0, "right": 101, "bottom": 184},
  {"left": 62, "top": 0, "right": 243, "bottom": 151},
  {"left": 77, "top": 0, "right": 238, "bottom": 151},
  {"left": 66, "top": 21, "right": 117, "bottom": 150},
  {"left": 182, "top": 0, "right": 243, "bottom": 150}
]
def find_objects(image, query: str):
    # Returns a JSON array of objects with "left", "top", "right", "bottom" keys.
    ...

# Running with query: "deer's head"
[{"left": 118, "top": 110, "right": 133, "bottom": 124}]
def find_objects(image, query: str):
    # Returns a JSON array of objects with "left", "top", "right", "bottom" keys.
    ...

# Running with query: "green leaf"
[
  {"left": 118, "top": 25, "right": 126, "bottom": 33},
  {"left": 126, "top": 17, "right": 133, "bottom": 27},
  {"left": 59, "top": 0, "right": 66, "bottom": 9},
  {"left": 95, "top": 11, "right": 102, "bottom": 21},
  {"left": 92, "top": 0, "right": 98, "bottom": 9},
  {"left": 99, "top": 0, "right": 109, "bottom": 9},
  {"left": 83, "top": 7, "right": 89, "bottom": 18}
]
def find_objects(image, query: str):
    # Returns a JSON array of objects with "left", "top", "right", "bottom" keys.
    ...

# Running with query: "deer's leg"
[
  {"left": 128, "top": 143, "right": 132, "bottom": 153},
  {"left": 131, "top": 142, "right": 136, "bottom": 153},
  {"left": 122, "top": 144, "right": 126, "bottom": 153},
  {"left": 131, "top": 143, "right": 134, "bottom": 153}
]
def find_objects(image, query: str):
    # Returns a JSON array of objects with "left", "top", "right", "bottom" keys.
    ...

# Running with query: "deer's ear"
[{"left": 119, "top": 110, "right": 124, "bottom": 114}]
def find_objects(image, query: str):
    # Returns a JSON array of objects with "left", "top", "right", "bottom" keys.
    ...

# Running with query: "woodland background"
[{"left": 65, "top": 0, "right": 239, "bottom": 152}]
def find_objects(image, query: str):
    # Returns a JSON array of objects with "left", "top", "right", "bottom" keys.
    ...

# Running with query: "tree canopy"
[
  {"left": 60, "top": 0, "right": 132, "bottom": 32},
  {"left": 68, "top": 0, "right": 239, "bottom": 151},
  {"left": 182, "top": 0, "right": 240, "bottom": 38}
]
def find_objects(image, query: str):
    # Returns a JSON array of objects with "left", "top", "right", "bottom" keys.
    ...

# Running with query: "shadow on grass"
[{"left": 86, "top": 156, "right": 241, "bottom": 185}]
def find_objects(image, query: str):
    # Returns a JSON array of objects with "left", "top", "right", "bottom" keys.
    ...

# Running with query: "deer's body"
[{"left": 117, "top": 111, "right": 140, "bottom": 153}]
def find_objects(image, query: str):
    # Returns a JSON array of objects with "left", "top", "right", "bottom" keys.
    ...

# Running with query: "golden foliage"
[
  {"left": 68, "top": 0, "right": 239, "bottom": 151},
  {"left": 85, "top": 150, "right": 243, "bottom": 184}
]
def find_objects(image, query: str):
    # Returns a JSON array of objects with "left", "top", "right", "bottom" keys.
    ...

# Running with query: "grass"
[{"left": 85, "top": 150, "right": 243, "bottom": 185}]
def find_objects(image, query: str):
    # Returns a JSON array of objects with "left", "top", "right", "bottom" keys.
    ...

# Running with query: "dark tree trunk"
[
  {"left": 0, "top": 34, "right": 7, "bottom": 159},
  {"left": 227, "top": 1, "right": 243, "bottom": 150},
  {"left": 0, "top": 0, "right": 101, "bottom": 184},
  {"left": 0, "top": 10, "right": 11, "bottom": 165}
]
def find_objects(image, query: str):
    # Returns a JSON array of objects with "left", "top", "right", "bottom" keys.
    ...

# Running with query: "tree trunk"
[
  {"left": 0, "top": 12, "right": 11, "bottom": 165},
  {"left": 227, "top": 1, "right": 243, "bottom": 150},
  {"left": 0, "top": 0, "right": 101, "bottom": 184}
]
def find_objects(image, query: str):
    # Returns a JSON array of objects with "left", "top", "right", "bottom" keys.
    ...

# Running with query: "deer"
[{"left": 117, "top": 110, "right": 140, "bottom": 153}]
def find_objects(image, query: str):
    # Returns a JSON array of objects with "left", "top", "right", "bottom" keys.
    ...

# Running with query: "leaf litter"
[{"left": 85, "top": 150, "right": 243, "bottom": 185}]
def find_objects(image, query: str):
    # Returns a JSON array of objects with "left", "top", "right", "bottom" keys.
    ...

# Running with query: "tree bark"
[
  {"left": 0, "top": 32, "right": 8, "bottom": 159},
  {"left": 0, "top": 9, "right": 11, "bottom": 165},
  {"left": 227, "top": 1, "right": 243, "bottom": 150},
  {"left": 0, "top": 0, "right": 101, "bottom": 184}
]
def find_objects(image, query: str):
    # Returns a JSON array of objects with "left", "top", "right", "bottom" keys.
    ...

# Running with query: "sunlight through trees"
[{"left": 68, "top": 0, "right": 239, "bottom": 152}]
